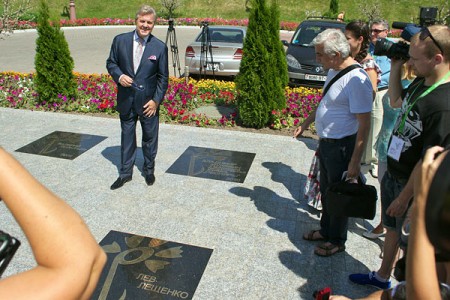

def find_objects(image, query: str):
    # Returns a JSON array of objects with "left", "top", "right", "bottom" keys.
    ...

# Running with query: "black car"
[{"left": 283, "top": 18, "right": 346, "bottom": 87}]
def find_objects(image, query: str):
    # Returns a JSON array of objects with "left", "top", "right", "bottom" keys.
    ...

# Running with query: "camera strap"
[
  {"left": 322, "top": 64, "right": 362, "bottom": 97},
  {"left": 399, "top": 70, "right": 450, "bottom": 133}
]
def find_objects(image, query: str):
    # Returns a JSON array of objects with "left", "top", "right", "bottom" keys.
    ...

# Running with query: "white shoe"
[
  {"left": 363, "top": 228, "right": 386, "bottom": 239},
  {"left": 370, "top": 165, "right": 378, "bottom": 178}
]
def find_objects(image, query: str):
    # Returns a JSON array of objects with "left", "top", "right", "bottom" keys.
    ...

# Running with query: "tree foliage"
[
  {"left": 235, "top": 0, "right": 287, "bottom": 129},
  {"left": 34, "top": 0, "right": 76, "bottom": 104},
  {"left": 160, "top": 0, "right": 182, "bottom": 19},
  {"left": 329, "top": 0, "right": 339, "bottom": 15},
  {"left": 0, "top": 0, "right": 32, "bottom": 38},
  {"left": 268, "top": 0, "right": 288, "bottom": 108},
  {"left": 358, "top": 2, "right": 382, "bottom": 24},
  {"left": 435, "top": 0, "right": 449, "bottom": 25},
  {"left": 323, "top": 0, "right": 339, "bottom": 18}
]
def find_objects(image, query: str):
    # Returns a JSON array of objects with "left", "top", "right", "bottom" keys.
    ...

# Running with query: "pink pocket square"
[{"left": 148, "top": 55, "right": 157, "bottom": 60}]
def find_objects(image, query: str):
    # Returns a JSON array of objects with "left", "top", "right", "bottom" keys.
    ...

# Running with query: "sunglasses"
[
  {"left": 371, "top": 29, "right": 387, "bottom": 34},
  {"left": 420, "top": 27, "right": 444, "bottom": 54}
]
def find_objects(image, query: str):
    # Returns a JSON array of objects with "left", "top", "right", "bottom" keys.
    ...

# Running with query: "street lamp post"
[{"left": 69, "top": 0, "right": 76, "bottom": 21}]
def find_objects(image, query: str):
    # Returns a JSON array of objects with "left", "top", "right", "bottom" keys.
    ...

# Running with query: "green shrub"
[
  {"left": 19, "top": 12, "right": 38, "bottom": 22},
  {"left": 235, "top": 0, "right": 287, "bottom": 129},
  {"left": 268, "top": 0, "right": 288, "bottom": 110},
  {"left": 34, "top": 0, "right": 77, "bottom": 105}
]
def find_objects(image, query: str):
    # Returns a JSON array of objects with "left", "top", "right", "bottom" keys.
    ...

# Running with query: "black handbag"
[{"left": 326, "top": 178, "right": 378, "bottom": 220}]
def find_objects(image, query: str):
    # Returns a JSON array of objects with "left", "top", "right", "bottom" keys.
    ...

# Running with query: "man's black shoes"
[
  {"left": 110, "top": 175, "right": 154, "bottom": 189},
  {"left": 145, "top": 174, "right": 155, "bottom": 186},
  {"left": 110, "top": 176, "right": 132, "bottom": 190}
]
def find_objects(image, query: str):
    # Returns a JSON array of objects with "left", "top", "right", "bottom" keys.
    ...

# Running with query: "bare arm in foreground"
[{"left": 0, "top": 147, "right": 106, "bottom": 300}]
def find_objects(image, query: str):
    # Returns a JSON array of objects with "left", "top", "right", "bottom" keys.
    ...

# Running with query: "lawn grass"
[{"left": 15, "top": 0, "right": 448, "bottom": 25}]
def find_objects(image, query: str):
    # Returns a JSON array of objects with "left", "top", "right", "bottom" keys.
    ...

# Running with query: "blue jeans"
[{"left": 318, "top": 134, "right": 356, "bottom": 246}]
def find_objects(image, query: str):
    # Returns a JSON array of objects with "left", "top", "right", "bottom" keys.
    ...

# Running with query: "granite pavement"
[{"left": 0, "top": 107, "right": 392, "bottom": 299}]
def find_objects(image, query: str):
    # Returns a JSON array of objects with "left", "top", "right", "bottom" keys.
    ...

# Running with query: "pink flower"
[{"left": 148, "top": 55, "right": 157, "bottom": 60}]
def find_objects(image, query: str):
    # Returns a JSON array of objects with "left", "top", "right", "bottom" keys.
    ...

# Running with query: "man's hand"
[
  {"left": 346, "top": 159, "right": 361, "bottom": 181},
  {"left": 119, "top": 75, "right": 133, "bottom": 87},
  {"left": 143, "top": 100, "right": 158, "bottom": 117},
  {"left": 293, "top": 125, "right": 305, "bottom": 138}
]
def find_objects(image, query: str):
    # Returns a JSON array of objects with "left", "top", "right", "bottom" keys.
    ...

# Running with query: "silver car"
[{"left": 185, "top": 25, "right": 246, "bottom": 78}]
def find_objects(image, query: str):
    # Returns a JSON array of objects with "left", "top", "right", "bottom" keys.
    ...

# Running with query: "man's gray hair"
[
  {"left": 312, "top": 29, "right": 350, "bottom": 58},
  {"left": 135, "top": 5, "right": 157, "bottom": 20},
  {"left": 371, "top": 19, "right": 389, "bottom": 30}
]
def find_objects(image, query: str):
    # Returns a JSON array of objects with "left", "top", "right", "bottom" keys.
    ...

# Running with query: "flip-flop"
[
  {"left": 317, "top": 242, "right": 336, "bottom": 250},
  {"left": 303, "top": 230, "right": 325, "bottom": 241},
  {"left": 314, "top": 244, "right": 345, "bottom": 257}
]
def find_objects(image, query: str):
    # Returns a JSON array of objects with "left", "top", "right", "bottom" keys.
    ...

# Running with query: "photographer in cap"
[{"left": 349, "top": 24, "right": 450, "bottom": 289}]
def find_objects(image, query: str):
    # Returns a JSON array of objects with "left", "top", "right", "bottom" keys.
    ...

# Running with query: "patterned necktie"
[{"left": 134, "top": 38, "right": 144, "bottom": 73}]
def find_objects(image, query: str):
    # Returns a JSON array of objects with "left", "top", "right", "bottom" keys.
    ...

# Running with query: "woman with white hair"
[{"left": 294, "top": 29, "right": 373, "bottom": 256}]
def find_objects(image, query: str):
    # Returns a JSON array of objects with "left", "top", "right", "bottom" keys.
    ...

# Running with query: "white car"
[{"left": 185, "top": 25, "right": 246, "bottom": 78}]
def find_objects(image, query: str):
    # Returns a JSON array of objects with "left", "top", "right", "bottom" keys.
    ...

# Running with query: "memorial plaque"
[
  {"left": 166, "top": 146, "right": 255, "bottom": 183},
  {"left": 16, "top": 131, "right": 107, "bottom": 160},
  {"left": 91, "top": 230, "right": 213, "bottom": 300}
]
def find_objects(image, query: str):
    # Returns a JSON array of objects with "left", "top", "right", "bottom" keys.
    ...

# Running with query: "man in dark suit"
[{"left": 107, "top": 5, "right": 169, "bottom": 190}]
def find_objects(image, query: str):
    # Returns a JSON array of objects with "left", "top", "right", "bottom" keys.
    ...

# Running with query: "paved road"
[
  {"left": 0, "top": 25, "right": 293, "bottom": 77},
  {"left": 0, "top": 25, "right": 199, "bottom": 76}
]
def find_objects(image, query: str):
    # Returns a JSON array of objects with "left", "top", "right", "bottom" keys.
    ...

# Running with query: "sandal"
[
  {"left": 314, "top": 243, "right": 345, "bottom": 257},
  {"left": 303, "top": 230, "right": 325, "bottom": 241}
]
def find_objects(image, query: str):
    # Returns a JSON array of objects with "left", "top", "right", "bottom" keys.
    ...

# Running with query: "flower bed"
[
  {"left": 12, "top": 17, "right": 298, "bottom": 31},
  {"left": 0, "top": 72, "right": 321, "bottom": 131}
]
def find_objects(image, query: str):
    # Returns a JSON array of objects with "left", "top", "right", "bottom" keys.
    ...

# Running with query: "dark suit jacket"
[{"left": 106, "top": 31, "right": 169, "bottom": 116}]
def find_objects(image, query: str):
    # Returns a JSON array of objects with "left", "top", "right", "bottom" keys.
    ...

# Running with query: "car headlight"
[{"left": 286, "top": 54, "right": 301, "bottom": 69}]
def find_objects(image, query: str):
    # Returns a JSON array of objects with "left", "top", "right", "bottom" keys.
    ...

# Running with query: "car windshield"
[
  {"left": 291, "top": 26, "right": 326, "bottom": 46},
  {"left": 196, "top": 28, "right": 244, "bottom": 43}
]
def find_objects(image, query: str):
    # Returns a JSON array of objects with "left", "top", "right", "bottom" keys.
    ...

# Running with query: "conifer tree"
[
  {"left": 235, "top": 0, "right": 287, "bottom": 128},
  {"left": 34, "top": 0, "right": 76, "bottom": 105},
  {"left": 269, "top": 0, "right": 288, "bottom": 109},
  {"left": 329, "top": 0, "right": 339, "bottom": 16}
]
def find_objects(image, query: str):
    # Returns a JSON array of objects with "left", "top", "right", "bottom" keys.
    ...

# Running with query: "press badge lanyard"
[
  {"left": 398, "top": 70, "right": 450, "bottom": 134},
  {"left": 388, "top": 70, "right": 450, "bottom": 161}
]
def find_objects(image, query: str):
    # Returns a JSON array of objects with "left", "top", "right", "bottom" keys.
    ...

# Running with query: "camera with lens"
[
  {"left": 374, "top": 38, "right": 410, "bottom": 60},
  {"left": 374, "top": 6, "right": 437, "bottom": 60},
  {"left": 200, "top": 20, "right": 209, "bottom": 28}
]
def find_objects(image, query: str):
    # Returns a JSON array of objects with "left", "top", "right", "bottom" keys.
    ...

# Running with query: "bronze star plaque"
[
  {"left": 91, "top": 230, "right": 213, "bottom": 300},
  {"left": 166, "top": 146, "right": 255, "bottom": 183},
  {"left": 16, "top": 131, "right": 106, "bottom": 160}
]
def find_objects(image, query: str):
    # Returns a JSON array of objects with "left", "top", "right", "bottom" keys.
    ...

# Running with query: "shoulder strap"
[{"left": 322, "top": 64, "right": 362, "bottom": 97}]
